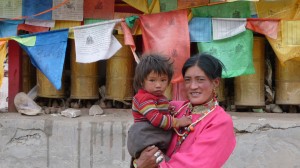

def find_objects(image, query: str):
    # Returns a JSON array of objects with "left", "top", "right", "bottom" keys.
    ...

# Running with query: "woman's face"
[{"left": 184, "top": 65, "right": 219, "bottom": 105}]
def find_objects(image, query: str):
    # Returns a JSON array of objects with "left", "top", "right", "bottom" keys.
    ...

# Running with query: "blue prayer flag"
[
  {"left": 0, "top": 20, "right": 24, "bottom": 38},
  {"left": 189, "top": 18, "right": 212, "bottom": 42},
  {"left": 22, "top": 0, "right": 53, "bottom": 20},
  {"left": 19, "top": 29, "right": 69, "bottom": 90}
]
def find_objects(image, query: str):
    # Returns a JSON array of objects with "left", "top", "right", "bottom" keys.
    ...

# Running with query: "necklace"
[{"left": 173, "top": 98, "right": 218, "bottom": 146}]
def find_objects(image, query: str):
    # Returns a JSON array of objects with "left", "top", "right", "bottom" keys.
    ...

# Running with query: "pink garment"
[{"left": 159, "top": 101, "right": 236, "bottom": 168}]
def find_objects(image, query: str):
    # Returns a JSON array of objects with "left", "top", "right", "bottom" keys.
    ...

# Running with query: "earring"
[{"left": 212, "top": 88, "right": 217, "bottom": 101}]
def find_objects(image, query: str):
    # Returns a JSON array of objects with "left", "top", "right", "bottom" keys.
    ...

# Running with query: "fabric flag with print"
[
  {"left": 139, "top": 9, "right": 190, "bottom": 83},
  {"left": 246, "top": 18, "right": 279, "bottom": 39},
  {"left": 212, "top": 18, "right": 246, "bottom": 40},
  {"left": 282, "top": 20, "right": 300, "bottom": 46},
  {"left": 84, "top": 0, "right": 115, "bottom": 19},
  {"left": 0, "top": 40, "right": 7, "bottom": 88},
  {"left": 73, "top": 19, "right": 122, "bottom": 63},
  {"left": 160, "top": 0, "right": 177, "bottom": 12},
  {"left": 189, "top": 17, "right": 212, "bottom": 42},
  {"left": 11, "top": 36, "right": 36, "bottom": 46},
  {"left": 178, "top": 0, "right": 209, "bottom": 9},
  {"left": 197, "top": 30, "right": 254, "bottom": 78},
  {"left": 22, "top": 0, "right": 53, "bottom": 20},
  {"left": 18, "top": 29, "right": 69, "bottom": 90},
  {"left": 18, "top": 24, "right": 49, "bottom": 33},
  {"left": 120, "top": 21, "right": 139, "bottom": 63},
  {"left": 0, "top": 20, "right": 24, "bottom": 38},
  {"left": 25, "top": 19, "right": 55, "bottom": 28},
  {"left": 192, "top": 1, "right": 251, "bottom": 18},
  {"left": 255, "top": 0, "right": 298, "bottom": 19}
]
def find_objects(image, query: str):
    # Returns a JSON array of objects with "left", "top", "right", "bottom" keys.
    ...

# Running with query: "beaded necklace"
[{"left": 173, "top": 98, "right": 218, "bottom": 147}]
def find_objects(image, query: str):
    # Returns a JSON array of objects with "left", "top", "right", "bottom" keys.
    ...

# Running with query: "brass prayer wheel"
[
  {"left": 37, "top": 69, "right": 66, "bottom": 98},
  {"left": 105, "top": 34, "right": 135, "bottom": 101},
  {"left": 70, "top": 39, "right": 99, "bottom": 99},
  {"left": 234, "top": 37, "right": 265, "bottom": 106},
  {"left": 275, "top": 58, "right": 300, "bottom": 105}
]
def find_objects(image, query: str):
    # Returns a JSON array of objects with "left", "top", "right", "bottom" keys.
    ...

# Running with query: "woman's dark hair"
[
  {"left": 182, "top": 53, "right": 226, "bottom": 80},
  {"left": 133, "top": 54, "right": 174, "bottom": 91}
]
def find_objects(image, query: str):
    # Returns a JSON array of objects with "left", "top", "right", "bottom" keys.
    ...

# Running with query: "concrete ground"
[{"left": 0, "top": 109, "right": 299, "bottom": 168}]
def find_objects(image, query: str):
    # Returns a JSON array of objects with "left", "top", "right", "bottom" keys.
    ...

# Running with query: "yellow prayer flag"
[
  {"left": 123, "top": 0, "right": 149, "bottom": 13},
  {"left": 255, "top": 0, "right": 298, "bottom": 19},
  {"left": 282, "top": 20, "right": 300, "bottom": 46},
  {"left": 267, "top": 25, "right": 300, "bottom": 64},
  {"left": 0, "top": 40, "right": 7, "bottom": 88}
]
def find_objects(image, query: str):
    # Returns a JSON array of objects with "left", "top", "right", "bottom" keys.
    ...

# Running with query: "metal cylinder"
[
  {"left": 105, "top": 35, "right": 135, "bottom": 101},
  {"left": 37, "top": 69, "right": 66, "bottom": 98},
  {"left": 234, "top": 37, "right": 265, "bottom": 106},
  {"left": 275, "top": 59, "right": 300, "bottom": 105},
  {"left": 22, "top": 51, "right": 36, "bottom": 93},
  {"left": 70, "top": 39, "right": 99, "bottom": 99}
]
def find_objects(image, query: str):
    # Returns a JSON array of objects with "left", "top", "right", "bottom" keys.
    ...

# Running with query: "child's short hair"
[{"left": 133, "top": 54, "right": 174, "bottom": 92}]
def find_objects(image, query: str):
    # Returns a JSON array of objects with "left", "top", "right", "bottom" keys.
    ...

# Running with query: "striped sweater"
[{"left": 132, "top": 89, "right": 173, "bottom": 130}]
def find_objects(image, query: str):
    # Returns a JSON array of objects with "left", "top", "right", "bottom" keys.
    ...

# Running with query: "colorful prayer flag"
[
  {"left": 212, "top": 18, "right": 246, "bottom": 40},
  {"left": 255, "top": 0, "right": 298, "bottom": 19},
  {"left": 22, "top": 0, "right": 52, "bottom": 20},
  {"left": 246, "top": 18, "right": 279, "bottom": 39},
  {"left": 178, "top": 0, "right": 209, "bottom": 9},
  {"left": 0, "top": 20, "right": 24, "bottom": 38},
  {"left": 139, "top": 9, "right": 190, "bottom": 83},
  {"left": 84, "top": 0, "right": 115, "bottom": 19},
  {"left": 197, "top": 30, "right": 254, "bottom": 78},
  {"left": 18, "top": 29, "right": 69, "bottom": 90},
  {"left": 189, "top": 17, "right": 212, "bottom": 42},
  {"left": 282, "top": 20, "right": 300, "bottom": 46}
]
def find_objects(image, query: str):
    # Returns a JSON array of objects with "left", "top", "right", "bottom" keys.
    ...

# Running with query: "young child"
[{"left": 127, "top": 54, "right": 192, "bottom": 161}]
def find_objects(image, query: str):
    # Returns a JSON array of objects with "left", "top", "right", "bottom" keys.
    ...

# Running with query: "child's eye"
[{"left": 184, "top": 78, "right": 190, "bottom": 82}]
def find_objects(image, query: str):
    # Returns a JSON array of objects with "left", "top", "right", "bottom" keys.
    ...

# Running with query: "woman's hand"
[{"left": 136, "top": 146, "right": 161, "bottom": 168}]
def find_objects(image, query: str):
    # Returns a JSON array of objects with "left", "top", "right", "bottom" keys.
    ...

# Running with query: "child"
[{"left": 127, "top": 54, "right": 192, "bottom": 161}]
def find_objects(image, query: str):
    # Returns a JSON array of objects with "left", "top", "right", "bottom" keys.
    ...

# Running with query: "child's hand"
[
  {"left": 168, "top": 105, "right": 176, "bottom": 115},
  {"left": 174, "top": 116, "right": 192, "bottom": 128}
]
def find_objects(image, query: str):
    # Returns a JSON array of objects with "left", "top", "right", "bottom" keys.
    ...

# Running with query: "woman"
[{"left": 133, "top": 53, "right": 236, "bottom": 168}]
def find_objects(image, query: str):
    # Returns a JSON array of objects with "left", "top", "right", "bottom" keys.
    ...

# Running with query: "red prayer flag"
[
  {"left": 18, "top": 24, "right": 49, "bottom": 33},
  {"left": 246, "top": 18, "right": 280, "bottom": 39},
  {"left": 139, "top": 10, "right": 190, "bottom": 83},
  {"left": 84, "top": 0, "right": 115, "bottom": 19}
]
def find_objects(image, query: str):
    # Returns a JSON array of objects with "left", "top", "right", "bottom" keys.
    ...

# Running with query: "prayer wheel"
[
  {"left": 70, "top": 39, "right": 99, "bottom": 99},
  {"left": 234, "top": 37, "right": 265, "bottom": 106},
  {"left": 216, "top": 79, "right": 225, "bottom": 102},
  {"left": 275, "top": 59, "right": 300, "bottom": 105},
  {"left": 105, "top": 34, "right": 135, "bottom": 101},
  {"left": 37, "top": 69, "right": 66, "bottom": 98},
  {"left": 22, "top": 51, "right": 36, "bottom": 93}
]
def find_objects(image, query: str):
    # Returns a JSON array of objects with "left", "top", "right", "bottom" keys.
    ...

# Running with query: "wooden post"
[{"left": 8, "top": 40, "right": 22, "bottom": 112}]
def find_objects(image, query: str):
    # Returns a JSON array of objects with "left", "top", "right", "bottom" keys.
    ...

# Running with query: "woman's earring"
[{"left": 213, "top": 88, "right": 217, "bottom": 100}]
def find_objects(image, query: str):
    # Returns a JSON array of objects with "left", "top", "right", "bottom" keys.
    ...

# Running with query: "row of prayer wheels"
[{"left": 22, "top": 36, "right": 300, "bottom": 106}]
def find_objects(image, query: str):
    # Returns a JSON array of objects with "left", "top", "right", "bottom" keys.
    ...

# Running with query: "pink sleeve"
[{"left": 159, "top": 114, "right": 236, "bottom": 168}]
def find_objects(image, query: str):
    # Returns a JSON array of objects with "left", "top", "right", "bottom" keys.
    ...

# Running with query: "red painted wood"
[{"left": 8, "top": 40, "right": 22, "bottom": 112}]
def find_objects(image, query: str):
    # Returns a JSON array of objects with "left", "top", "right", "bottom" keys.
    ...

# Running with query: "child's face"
[{"left": 143, "top": 71, "right": 169, "bottom": 96}]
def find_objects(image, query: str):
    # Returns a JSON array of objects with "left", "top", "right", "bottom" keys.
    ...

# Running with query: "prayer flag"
[
  {"left": 189, "top": 17, "right": 212, "bottom": 42},
  {"left": 197, "top": 30, "right": 254, "bottom": 78},
  {"left": 18, "top": 24, "right": 49, "bottom": 33},
  {"left": 160, "top": 0, "right": 177, "bottom": 12},
  {"left": 52, "top": 0, "right": 83, "bottom": 21},
  {"left": 255, "top": 0, "right": 298, "bottom": 19},
  {"left": 246, "top": 18, "right": 279, "bottom": 39},
  {"left": 11, "top": 36, "right": 36, "bottom": 46},
  {"left": 123, "top": 0, "right": 149, "bottom": 13},
  {"left": 73, "top": 19, "right": 122, "bottom": 63},
  {"left": 120, "top": 21, "right": 139, "bottom": 63},
  {"left": 139, "top": 10, "right": 190, "bottom": 83},
  {"left": 0, "top": 20, "right": 24, "bottom": 38},
  {"left": 212, "top": 18, "right": 247, "bottom": 40},
  {"left": 0, "top": 40, "right": 7, "bottom": 88},
  {"left": 22, "top": 0, "right": 52, "bottom": 20},
  {"left": 18, "top": 29, "right": 69, "bottom": 90},
  {"left": 178, "top": 0, "right": 209, "bottom": 9},
  {"left": 192, "top": 1, "right": 251, "bottom": 18},
  {"left": 282, "top": 20, "right": 300, "bottom": 46},
  {"left": 84, "top": 0, "right": 115, "bottom": 19},
  {"left": 0, "top": 0, "right": 22, "bottom": 18},
  {"left": 25, "top": 19, "right": 55, "bottom": 28}
]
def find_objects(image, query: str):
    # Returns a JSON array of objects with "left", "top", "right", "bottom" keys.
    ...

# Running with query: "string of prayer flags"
[
  {"left": 73, "top": 19, "right": 122, "bottom": 63},
  {"left": 139, "top": 9, "right": 190, "bottom": 83},
  {"left": 84, "top": 0, "right": 115, "bottom": 19},
  {"left": 18, "top": 29, "right": 69, "bottom": 90},
  {"left": 22, "top": 0, "right": 53, "bottom": 20},
  {"left": 212, "top": 18, "right": 246, "bottom": 40},
  {"left": 197, "top": 30, "right": 254, "bottom": 78},
  {"left": 192, "top": 1, "right": 251, "bottom": 18},
  {"left": 189, "top": 17, "right": 212, "bottom": 42},
  {"left": 246, "top": 18, "right": 279, "bottom": 39}
]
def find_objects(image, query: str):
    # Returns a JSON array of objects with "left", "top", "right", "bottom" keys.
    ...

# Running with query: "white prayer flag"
[
  {"left": 212, "top": 18, "right": 247, "bottom": 40},
  {"left": 73, "top": 19, "right": 122, "bottom": 63},
  {"left": 25, "top": 19, "right": 55, "bottom": 28}
]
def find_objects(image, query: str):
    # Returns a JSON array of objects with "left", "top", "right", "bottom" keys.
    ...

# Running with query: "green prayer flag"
[
  {"left": 160, "top": 0, "right": 178, "bottom": 12},
  {"left": 197, "top": 30, "right": 255, "bottom": 78},
  {"left": 192, "top": 1, "right": 251, "bottom": 18},
  {"left": 125, "top": 15, "right": 139, "bottom": 28},
  {"left": 84, "top": 19, "right": 106, "bottom": 25},
  {"left": 11, "top": 36, "right": 36, "bottom": 46}
]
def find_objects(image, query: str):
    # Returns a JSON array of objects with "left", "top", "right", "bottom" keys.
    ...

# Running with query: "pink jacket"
[{"left": 159, "top": 101, "right": 236, "bottom": 168}]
